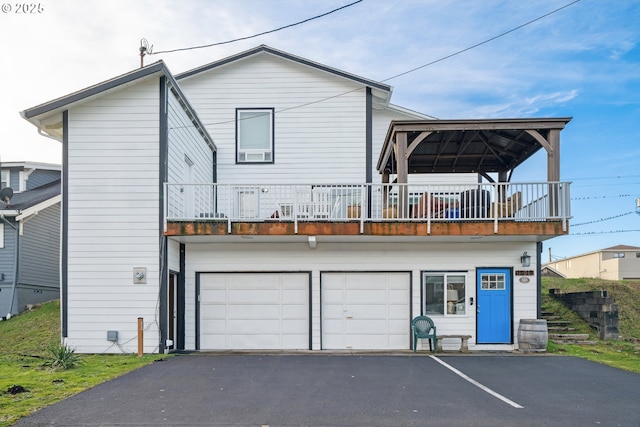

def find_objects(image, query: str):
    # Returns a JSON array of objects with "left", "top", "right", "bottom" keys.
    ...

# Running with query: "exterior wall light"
[{"left": 521, "top": 251, "right": 531, "bottom": 267}]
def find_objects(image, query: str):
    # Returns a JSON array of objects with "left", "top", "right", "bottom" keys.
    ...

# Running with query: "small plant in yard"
[{"left": 45, "top": 342, "right": 82, "bottom": 370}]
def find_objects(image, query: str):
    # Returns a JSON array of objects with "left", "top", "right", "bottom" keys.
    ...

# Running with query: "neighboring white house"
[
  {"left": 21, "top": 45, "right": 572, "bottom": 353},
  {"left": 544, "top": 245, "right": 640, "bottom": 280}
]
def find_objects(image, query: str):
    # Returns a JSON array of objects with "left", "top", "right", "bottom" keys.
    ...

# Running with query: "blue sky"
[{"left": 1, "top": 0, "right": 639, "bottom": 259}]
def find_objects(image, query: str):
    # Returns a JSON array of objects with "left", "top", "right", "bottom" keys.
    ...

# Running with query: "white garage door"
[
  {"left": 321, "top": 272, "right": 411, "bottom": 350},
  {"left": 199, "top": 273, "right": 309, "bottom": 350}
]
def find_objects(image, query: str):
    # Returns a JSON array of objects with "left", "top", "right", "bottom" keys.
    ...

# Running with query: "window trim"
[
  {"left": 235, "top": 108, "right": 274, "bottom": 164},
  {"left": 422, "top": 271, "right": 468, "bottom": 317},
  {"left": 1, "top": 169, "right": 9, "bottom": 189}
]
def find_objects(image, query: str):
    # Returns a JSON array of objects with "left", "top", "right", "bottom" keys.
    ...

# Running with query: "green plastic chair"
[{"left": 412, "top": 316, "right": 437, "bottom": 353}]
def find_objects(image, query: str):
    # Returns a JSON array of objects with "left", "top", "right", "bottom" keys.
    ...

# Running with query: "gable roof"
[
  {"left": 175, "top": 45, "right": 393, "bottom": 104},
  {"left": 0, "top": 179, "right": 61, "bottom": 218},
  {"left": 21, "top": 61, "right": 214, "bottom": 149}
]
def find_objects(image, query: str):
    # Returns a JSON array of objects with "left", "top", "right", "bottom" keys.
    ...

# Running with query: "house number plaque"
[{"left": 515, "top": 270, "right": 534, "bottom": 276}]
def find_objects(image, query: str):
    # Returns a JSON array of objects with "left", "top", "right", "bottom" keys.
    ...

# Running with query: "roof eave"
[{"left": 176, "top": 44, "right": 392, "bottom": 95}]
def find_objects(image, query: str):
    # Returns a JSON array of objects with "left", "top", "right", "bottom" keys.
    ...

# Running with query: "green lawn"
[{"left": 0, "top": 300, "right": 169, "bottom": 427}]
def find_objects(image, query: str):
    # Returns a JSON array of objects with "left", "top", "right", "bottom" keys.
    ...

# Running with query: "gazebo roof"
[{"left": 377, "top": 118, "right": 572, "bottom": 178}]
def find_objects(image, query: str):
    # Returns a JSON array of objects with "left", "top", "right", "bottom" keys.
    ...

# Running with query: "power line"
[
  {"left": 151, "top": 0, "right": 362, "bottom": 55},
  {"left": 571, "top": 194, "right": 633, "bottom": 200},
  {"left": 381, "top": 0, "right": 581, "bottom": 82},
  {"left": 571, "top": 211, "right": 635, "bottom": 227},
  {"left": 570, "top": 229, "right": 640, "bottom": 236},
  {"left": 166, "top": 0, "right": 582, "bottom": 131}
]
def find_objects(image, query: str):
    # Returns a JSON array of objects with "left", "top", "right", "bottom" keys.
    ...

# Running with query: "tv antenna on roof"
[{"left": 139, "top": 38, "right": 153, "bottom": 68}]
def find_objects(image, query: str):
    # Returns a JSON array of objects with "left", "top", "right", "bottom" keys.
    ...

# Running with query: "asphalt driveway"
[{"left": 13, "top": 353, "right": 640, "bottom": 427}]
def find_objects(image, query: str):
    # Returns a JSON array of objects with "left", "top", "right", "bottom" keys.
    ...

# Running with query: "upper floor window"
[
  {"left": 1, "top": 170, "right": 9, "bottom": 189},
  {"left": 613, "top": 252, "right": 625, "bottom": 258},
  {"left": 236, "top": 108, "right": 274, "bottom": 163}
]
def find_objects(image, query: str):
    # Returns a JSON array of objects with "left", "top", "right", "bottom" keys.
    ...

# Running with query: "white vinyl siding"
[
  {"left": 65, "top": 78, "right": 161, "bottom": 353},
  {"left": 178, "top": 54, "right": 367, "bottom": 184},
  {"left": 168, "top": 238, "right": 180, "bottom": 273},
  {"left": 166, "top": 86, "right": 215, "bottom": 220},
  {"left": 183, "top": 241, "right": 537, "bottom": 351}
]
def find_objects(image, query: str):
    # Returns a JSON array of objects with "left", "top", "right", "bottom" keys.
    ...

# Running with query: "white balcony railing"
[{"left": 164, "top": 182, "right": 571, "bottom": 233}]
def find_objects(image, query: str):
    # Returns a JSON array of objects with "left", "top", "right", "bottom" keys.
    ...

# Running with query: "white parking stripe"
[{"left": 430, "top": 356, "right": 524, "bottom": 409}]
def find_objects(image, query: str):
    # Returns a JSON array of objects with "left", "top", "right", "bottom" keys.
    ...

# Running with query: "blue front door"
[{"left": 476, "top": 268, "right": 512, "bottom": 343}]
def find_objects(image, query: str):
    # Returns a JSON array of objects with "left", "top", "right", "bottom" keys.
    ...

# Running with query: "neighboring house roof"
[
  {"left": 20, "top": 61, "right": 214, "bottom": 150},
  {"left": 600, "top": 245, "right": 640, "bottom": 251},
  {"left": 0, "top": 161, "right": 61, "bottom": 172},
  {"left": 541, "top": 265, "right": 566, "bottom": 278},
  {"left": 0, "top": 179, "right": 61, "bottom": 219},
  {"left": 175, "top": 44, "right": 393, "bottom": 106},
  {"left": 543, "top": 244, "right": 640, "bottom": 265}
]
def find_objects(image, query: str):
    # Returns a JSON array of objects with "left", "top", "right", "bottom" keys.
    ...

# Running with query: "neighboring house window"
[
  {"left": 613, "top": 252, "right": 625, "bottom": 258},
  {"left": 636, "top": 253, "right": 640, "bottom": 258},
  {"left": 423, "top": 273, "right": 466, "bottom": 316},
  {"left": 236, "top": 108, "right": 274, "bottom": 163},
  {"left": 1, "top": 170, "right": 9, "bottom": 189}
]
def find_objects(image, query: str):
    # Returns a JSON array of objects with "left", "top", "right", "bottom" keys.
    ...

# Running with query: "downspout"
[
  {"left": 0, "top": 215, "right": 19, "bottom": 317},
  {"left": 536, "top": 242, "right": 543, "bottom": 319}
]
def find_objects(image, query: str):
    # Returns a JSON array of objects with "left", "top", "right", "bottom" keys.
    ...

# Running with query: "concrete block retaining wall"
[{"left": 548, "top": 289, "right": 619, "bottom": 340}]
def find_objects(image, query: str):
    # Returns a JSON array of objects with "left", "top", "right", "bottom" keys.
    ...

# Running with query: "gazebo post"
[{"left": 395, "top": 132, "right": 409, "bottom": 218}]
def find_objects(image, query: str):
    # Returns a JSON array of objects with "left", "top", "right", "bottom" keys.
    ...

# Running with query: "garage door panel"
[
  {"left": 200, "top": 273, "right": 309, "bottom": 350},
  {"left": 388, "top": 289, "right": 410, "bottom": 303},
  {"left": 227, "top": 305, "right": 280, "bottom": 319},
  {"left": 200, "top": 289, "right": 226, "bottom": 301},
  {"left": 388, "top": 306, "right": 410, "bottom": 317},
  {"left": 227, "top": 319, "right": 281, "bottom": 333},
  {"left": 283, "top": 289, "right": 308, "bottom": 303},
  {"left": 345, "top": 290, "right": 386, "bottom": 303},
  {"left": 281, "top": 321, "right": 309, "bottom": 334},
  {"left": 345, "top": 319, "right": 389, "bottom": 333},
  {"left": 345, "top": 305, "right": 387, "bottom": 318},
  {"left": 227, "top": 289, "right": 281, "bottom": 304},
  {"left": 321, "top": 272, "right": 410, "bottom": 350},
  {"left": 281, "top": 305, "right": 308, "bottom": 318},
  {"left": 200, "top": 304, "right": 226, "bottom": 317},
  {"left": 388, "top": 319, "right": 410, "bottom": 330}
]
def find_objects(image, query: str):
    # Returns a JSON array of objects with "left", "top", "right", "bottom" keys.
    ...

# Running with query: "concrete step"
[
  {"left": 547, "top": 320, "right": 572, "bottom": 326},
  {"left": 551, "top": 339, "right": 597, "bottom": 346},
  {"left": 548, "top": 326, "right": 576, "bottom": 332},
  {"left": 549, "top": 333, "right": 590, "bottom": 341}
]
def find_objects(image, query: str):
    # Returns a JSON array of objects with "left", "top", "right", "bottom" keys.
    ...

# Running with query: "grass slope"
[
  {"left": 0, "top": 300, "right": 169, "bottom": 427},
  {"left": 542, "top": 277, "right": 640, "bottom": 374}
]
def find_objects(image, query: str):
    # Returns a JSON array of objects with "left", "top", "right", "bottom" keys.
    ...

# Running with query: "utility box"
[{"left": 107, "top": 330, "right": 119, "bottom": 342}]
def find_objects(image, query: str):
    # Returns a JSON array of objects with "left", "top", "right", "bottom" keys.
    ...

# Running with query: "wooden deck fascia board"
[{"left": 165, "top": 220, "right": 568, "bottom": 237}]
